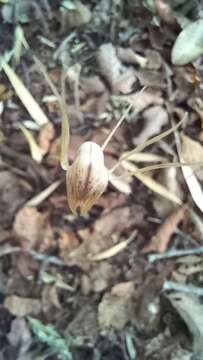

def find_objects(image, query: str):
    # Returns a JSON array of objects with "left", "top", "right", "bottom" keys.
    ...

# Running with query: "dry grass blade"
[
  {"left": 123, "top": 161, "right": 182, "bottom": 205},
  {"left": 90, "top": 230, "right": 137, "bottom": 261},
  {"left": 1, "top": 60, "right": 49, "bottom": 126},
  {"left": 142, "top": 206, "right": 185, "bottom": 253},
  {"left": 123, "top": 152, "right": 167, "bottom": 163},
  {"left": 133, "top": 161, "right": 203, "bottom": 174},
  {"left": 26, "top": 180, "right": 62, "bottom": 207},
  {"left": 19, "top": 124, "right": 45, "bottom": 162},
  {"left": 33, "top": 56, "right": 70, "bottom": 171},
  {"left": 60, "top": 71, "right": 70, "bottom": 171},
  {"left": 111, "top": 113, "right": 187, "bottom": 173}
]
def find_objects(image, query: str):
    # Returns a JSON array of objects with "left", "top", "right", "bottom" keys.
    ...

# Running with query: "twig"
[
  {"left": 163, "top": 281, "right": 203, "bottom": 296},
  {"left": 29, "top": 250, "right": 66, "bottom": 267},
  {"left": 149, "top": 246, "right": 203, "bottom": 263},
  {"left": 0, "top": 244, "right": 67, "bottom": 267}
]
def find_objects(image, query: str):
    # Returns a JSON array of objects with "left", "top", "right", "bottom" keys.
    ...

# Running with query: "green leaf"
[
  {"left": 172, "top": 19, "right": 203, "bottom": 65},
  {"left": 27, "top": 317, "right": 73, "bottom": 360}
]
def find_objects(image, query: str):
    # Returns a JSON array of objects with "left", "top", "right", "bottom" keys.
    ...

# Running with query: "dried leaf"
[
  {"left": 1, "top": 60, "right": 49, "bottom": 126},
  {"left": 121, "top": 90, "right": 164, "bottom": 113},
  {"left": 152, "top": 167, "right": 183, "bottom": 217},
  {"left": 142, "top": 206, "right": 185, "bottom": 253},
  {"left": 4, "top": 295, "right": 41, "bottom": 316},
  {"left": 108, "top": 172, "right": 131, "bottom": 195},
  {"left": 181, "top": 134, "right": 203, "bottom": 181},
  {"left": 123, "top": 151, "right": 167, "bottom": 163},
  {"left": 172, "top": 19, "right": 203, "bottom": 65},
  {"left": 155, "top": 0, "right": 176, "bottom": 24},
  {"left": 38, "top": 122, "right": 55, "bottom": 153},
  {"left": 167, "top": 292, "right": 203, "bottom": 355},
  {"left": 13, "top": 207, "right": 54, "bottom": 251},
  {"left": 19, "top": 124, "right": 45, "bottom": 163},
  {"left": 134, "top": 106, "right": 168, "bottom": 145},
  {"left": 97, "top": 43, "right": 123, "bottom": 91},
  {"left": 26, "top": 180, "right": 61, "bottom": 207},
  {"left": 117, "top": 47, "right": 147, "bottom": 67},
  {"left": 62, "top": 0, "right": 91, "bottom": 28},
  {"left": 90, "top": 231, "right": 137, "bottom": 261},
  {"left": 180, "top": 163, "right": 203, "bottom": 213},
  {"left": 98, "top": 282, "right": 134, "bottom": 329}
]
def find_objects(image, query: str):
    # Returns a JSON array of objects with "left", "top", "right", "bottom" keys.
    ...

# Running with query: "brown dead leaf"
[
  {"left": 98, "top": 281, "right": 134, "bottom": 329},
  {"left": 13, "top": 207, "right": 55, "bottom": 252},
  {"left": 121, "top": 90, "right": 163, "bottom": 114},
  {"left": 38, "top": 122, "right": 55, "bottom": 154},
  {"left": 66, "top": 203, "right": 136, "bottom": 271},
  {"left": 134, "top": 105, "right": 168, "bottom": 145},
  {"left": 4, "top": 295, "right": 41, "bottom": 316},
  {"left": 142, "top": 206, "right": 186, "bottom": 253}
]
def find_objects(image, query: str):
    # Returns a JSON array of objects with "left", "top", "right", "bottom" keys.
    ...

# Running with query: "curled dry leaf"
[
  {"left": 134, "top": 105, "right": 168, "bottom": 145},
  {"left": 142, "top": 206, "right": 186, "bottom": 253}
]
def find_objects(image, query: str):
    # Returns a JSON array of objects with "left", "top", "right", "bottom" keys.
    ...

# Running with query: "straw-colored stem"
[
  {"left": 33, "top": 56, "right": 70, "bottom": 170},
  {"left": 60, "top": 71, "right": 70, "bottom": 170},
  {"left": 132, "top": 161, "right": 203, "bottom": 174},
  {"left": 101, "top": 104, "right": 132, "bottom": 150}
]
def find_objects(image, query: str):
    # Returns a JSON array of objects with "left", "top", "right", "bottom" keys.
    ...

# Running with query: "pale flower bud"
[{"left": 67, "top": 141, "right": 109, "bottom": 215}]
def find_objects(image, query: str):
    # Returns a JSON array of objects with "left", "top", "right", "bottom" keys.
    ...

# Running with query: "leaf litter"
[{"left": 1, "top": 1, "right": 203, "bottom": 359}]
